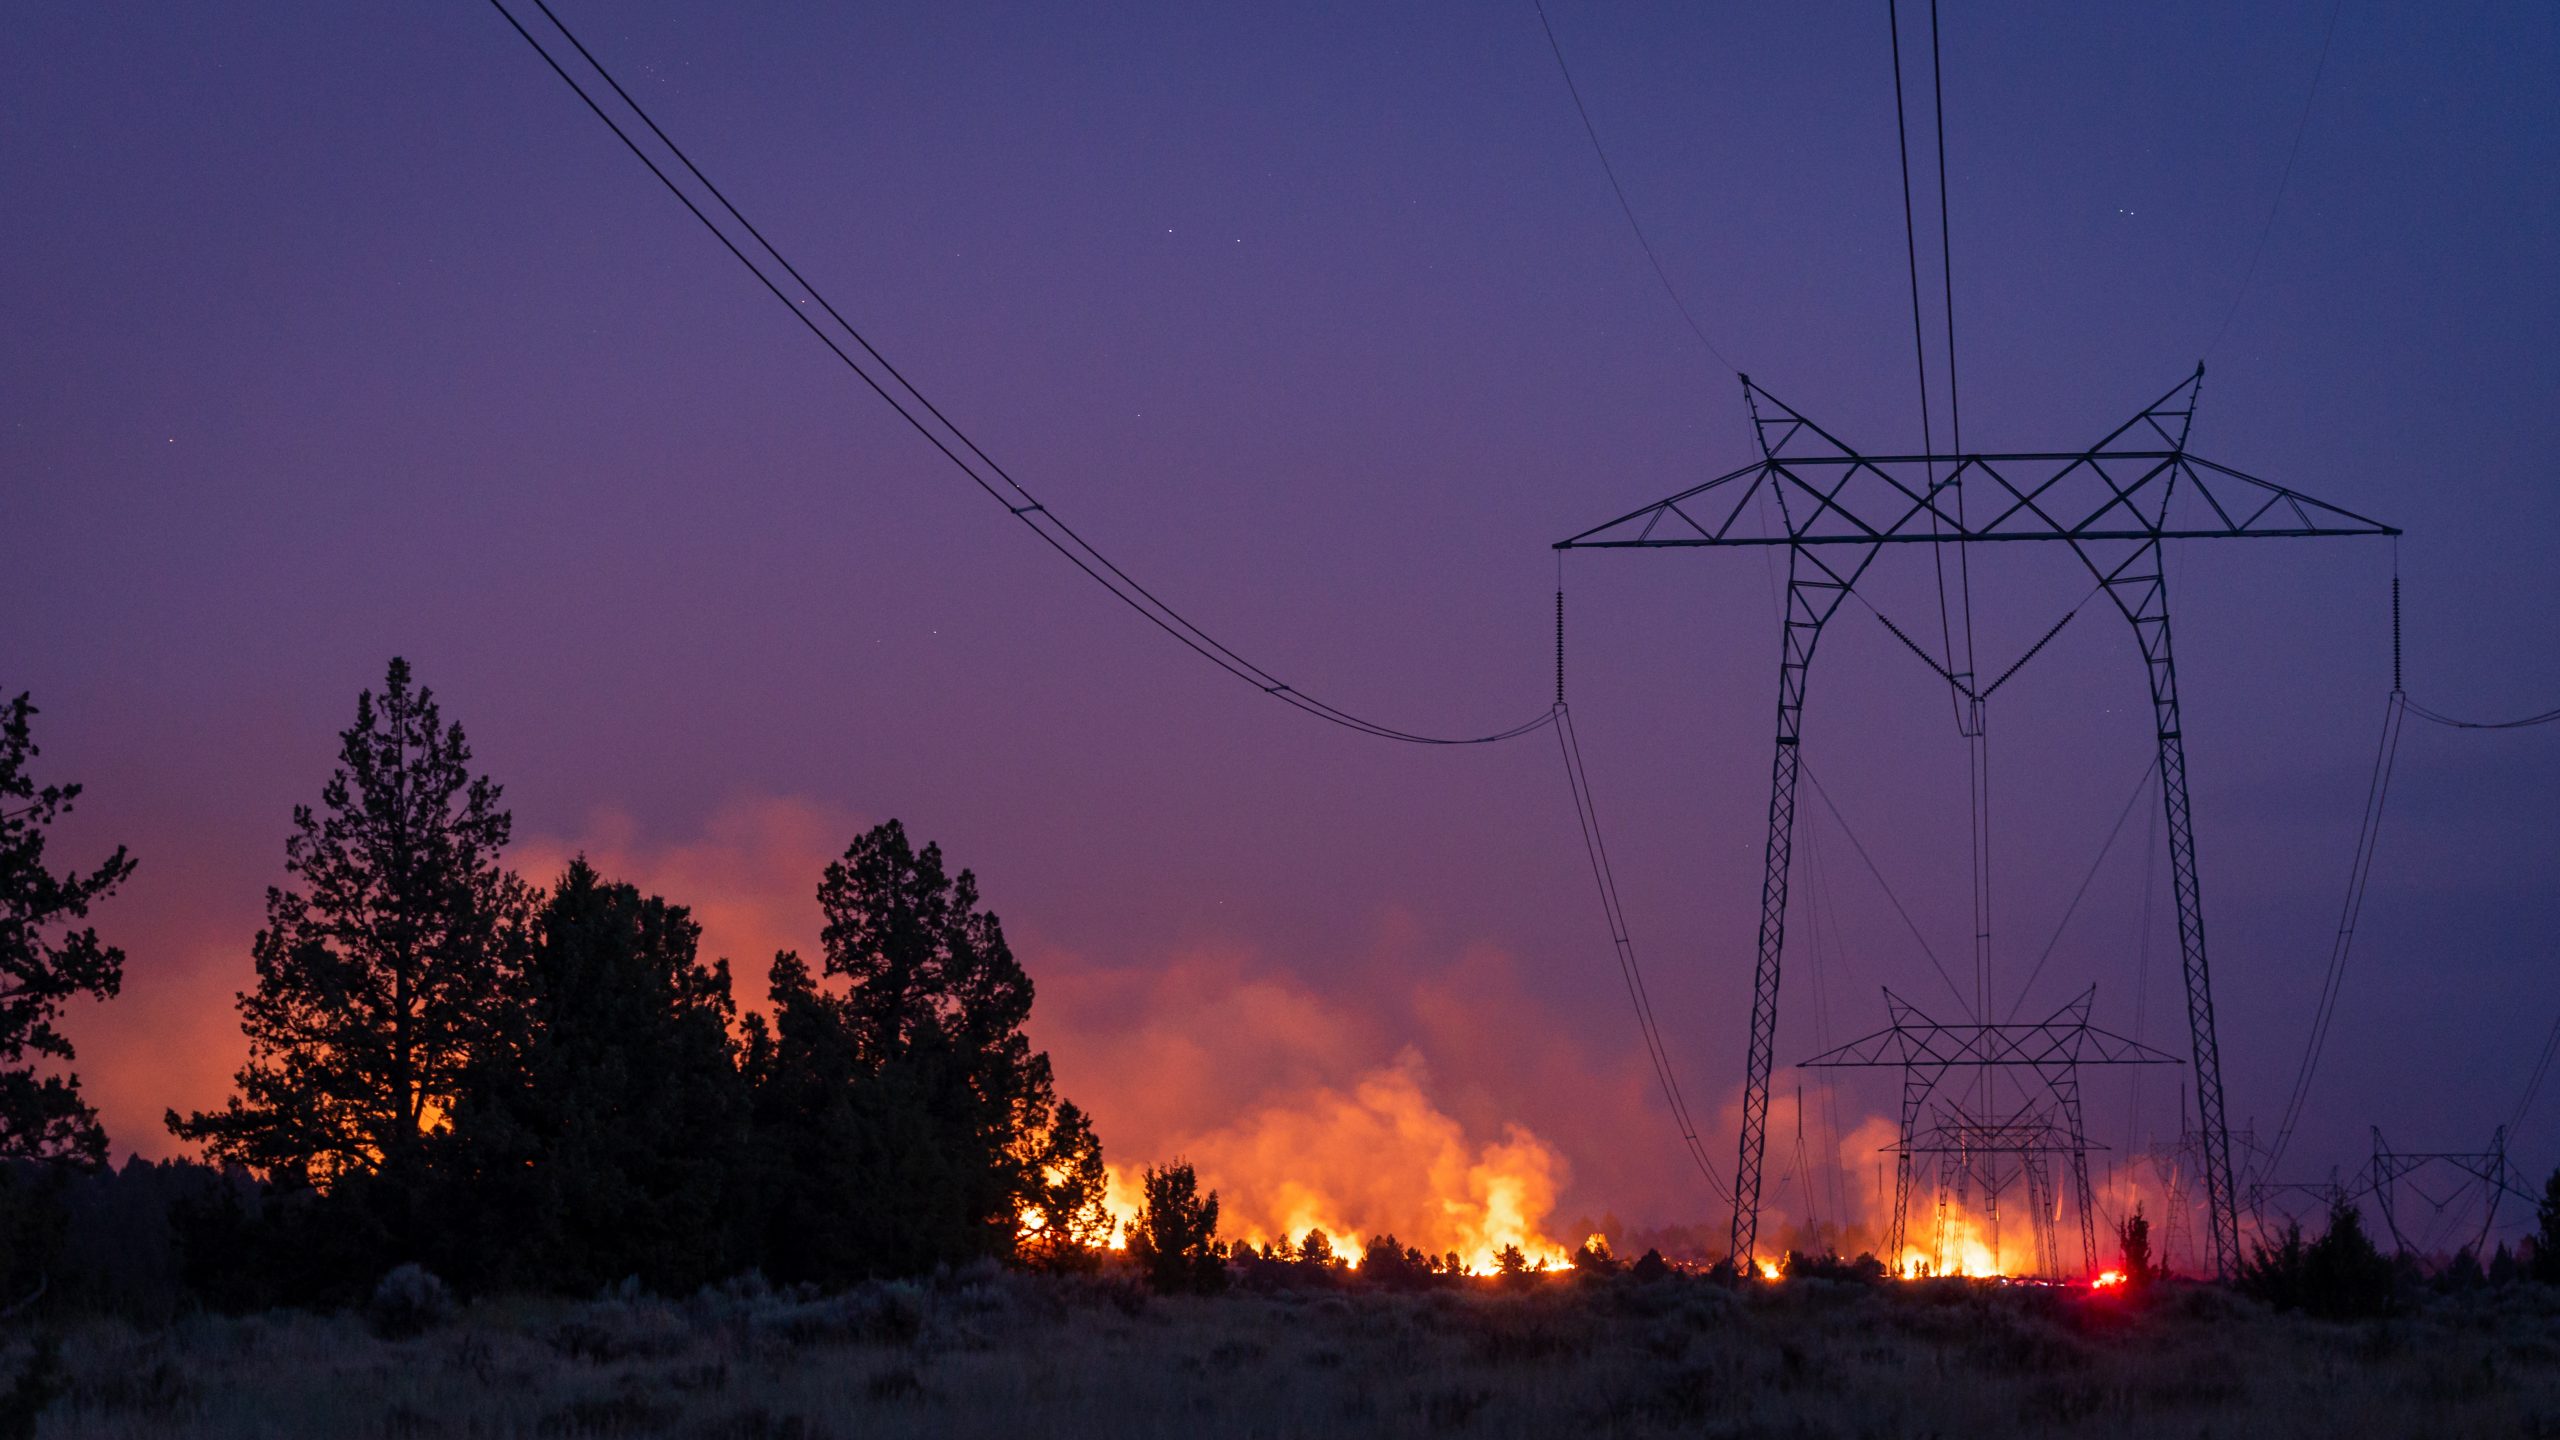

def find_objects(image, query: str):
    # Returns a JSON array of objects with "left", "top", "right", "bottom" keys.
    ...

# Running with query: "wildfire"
[
  {"left": 1895, "top": 1207, "right": 2015, "bottom": 1279},
  {"left": 1091, "top": 1057, "right": 1577, "bottom": 1275},
  {"left": 2093, "top": 1269, "right": 2126, "bottom": 1289}
]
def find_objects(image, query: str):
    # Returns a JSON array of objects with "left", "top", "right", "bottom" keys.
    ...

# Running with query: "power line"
[
  {"left": 490, "top": 0, "right": 1555, "bottom": 748},
  {"left": 2511, "top": 1011, "right": 2560, "bottom": 1136},
  {"left": 1553, "top": 694, "right": 1731, "bottom": 1200},
  {"left": 1885, "top": 0, "right": 1960, "bottom": 733},
  {"left": 2204, "top": 0, "right": 2346, "bottom": 359},
  {"left": 2405, "top": 699, "right": 2560, "bottom": 730},
  {"left": 1530, "top": 0, "right": 1739, "bottom": 374},
  {"left": 2265, "top": 684, "right": 2406, "bottom": 1173},
  {"left": 1800, "top": 760, "right": 1974, "bottom": 1018},
  {"left": 2002, "top": 756, "right": 2159, "bottom": 1023}
]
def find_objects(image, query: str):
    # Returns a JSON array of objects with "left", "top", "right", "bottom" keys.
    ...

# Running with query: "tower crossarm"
[
  {"left": 1800, "top": 1019, "right": 2181, "bottom": 1070},
  {"left": 1556, "top": 371, "right": 2397, "bottom": 553}
]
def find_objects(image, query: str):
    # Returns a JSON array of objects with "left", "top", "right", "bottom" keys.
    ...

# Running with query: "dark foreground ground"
[{"left": 9, "top": 1270, "right": 2560, "bottom": 1438}]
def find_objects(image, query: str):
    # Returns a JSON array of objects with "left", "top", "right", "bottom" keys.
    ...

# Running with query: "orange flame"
[
  {"left": 1104, "top": 1055, "right": 1576, "bottom": 1275},
  {"left": 1897, "top": 1205, "right": 2016, "bottom": 1279}
]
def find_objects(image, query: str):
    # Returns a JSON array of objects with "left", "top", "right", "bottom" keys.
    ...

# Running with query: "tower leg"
[
  {"left": 2086, "top": 537, "right": 2241, "bottom": 1280},
  {"left": 1731, "top": 542, "right": 1876, "bottom": 1268},
  {"left": 1888, "top": 1057, "right": 1941, "bottom": 1268},
  {"left": 2045, "top": 1062, "right": 2100, "bottom": 1276}
]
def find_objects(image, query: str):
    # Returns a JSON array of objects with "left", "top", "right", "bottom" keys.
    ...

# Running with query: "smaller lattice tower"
[{"left": 1803, "top": 986, "right": 2179, "bottom": 1276}]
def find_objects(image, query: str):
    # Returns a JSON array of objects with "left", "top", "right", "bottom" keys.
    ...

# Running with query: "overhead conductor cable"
[{"left": 490, "top": 0, "right": 1553, "bottom": 748}]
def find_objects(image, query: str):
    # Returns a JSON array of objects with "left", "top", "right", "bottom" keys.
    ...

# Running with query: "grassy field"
[{"left": 9, "top": 1269, "right": 2560, "bottom": 1438}]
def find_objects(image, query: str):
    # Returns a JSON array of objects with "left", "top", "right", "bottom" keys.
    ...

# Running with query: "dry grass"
[{"left": 10, "top": 1271, "right": 2560, "bottom": 1438}]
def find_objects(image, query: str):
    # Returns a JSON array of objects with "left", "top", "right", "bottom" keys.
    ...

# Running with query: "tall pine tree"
[
  {"left": 170, "top": 659, "right": 525, "bottom": 1197},
  {"left": 746, "top": 820, "right": 1091, "bottom": 1279},
  {"left": 0, "top": 692, "right": 135, "bottom": 1168},
  {"left": 439, "top": 859, "right": 749, "bottom": 1292}
]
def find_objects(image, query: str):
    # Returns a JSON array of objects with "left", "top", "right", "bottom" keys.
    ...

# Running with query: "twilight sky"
[{"left": 5, "top": 2, "right": 2556, "bottom": 1250}]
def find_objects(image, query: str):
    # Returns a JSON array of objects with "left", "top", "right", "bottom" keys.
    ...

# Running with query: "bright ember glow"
[
  {"left": 2093, "top": 1269, "right": 2126, "bottom": 1289},
  {"left": 1896, "top": 1207, "right": 2015, "bottom": 1279},
  {"left": 1091, "top": 1058, "right": 1578, "bottom": 1275},
  {"left": 1756, "top": 1259, "right": 1783, "bottom": 1280}
]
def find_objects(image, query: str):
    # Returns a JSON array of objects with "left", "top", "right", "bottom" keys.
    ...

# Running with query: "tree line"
[
  {"left": 1, "top": 660, "right": 1164, "bottom": 1307},
  {"left": 8, "top": 661, "right": 2560, "bottom": 1312}
]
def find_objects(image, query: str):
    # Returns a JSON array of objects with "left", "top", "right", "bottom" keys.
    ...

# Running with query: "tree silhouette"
[
  {"left": 2532, "top": 1166, "right": 2560, "bottom": 1285},
  {"left": 2240, "top": 1198, "right": 2395, "bottom": 1317},
  {"left": 2116, "top": 1203, "right": 2157, "bottom": 1289},
  {"left": 746, "top": 820, "right": 1083, "bottom": 1279},
  {"left": 1128, "top": 1160, "right": 1223, "bottom": 1293},
  {"left": 0, "top": 693, "right": 134, "bottom": 1168},
  {"left": 1570, "top": 1235, "right": 1620, "bottom": 1276},
  {"left": 170, "top": 659, "right": 526, "bottom": 1195},
  {"left": 439, "top": 859, "right": 749, "bottom": 1292},
  {"left": 1016, "top": 1100, "right": 1113, "bottom": 1271}
]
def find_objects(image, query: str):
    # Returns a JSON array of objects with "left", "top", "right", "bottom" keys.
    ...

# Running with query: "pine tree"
[
  {"left": 440, "top": 859, "right": 749, "bottom": 1292},
  {"left": 170, "top": 659, "right": 526, "bottom": 1195},
  {"left": 0, "top": 693, "right": 135, "bottom": 1168},
  {"left": 1016, "top": 1100, "right": 1113, "bottom": 1271},
  {"left": 1128, "top": 1161, "right": 1224, "bottom": 1294},
  {"left": 2533, "top": 1166, "right": 2560, "bottom": 1285},
  {"left": 746, "top": 820, "right": 1082, "bottom": 1279},
  {"left": 2116, "top": 1203, "right": 2156, "bottom": 1288},
  {"left": 2302, "top": 1197, "right": 2395, "bottom": 1318}
]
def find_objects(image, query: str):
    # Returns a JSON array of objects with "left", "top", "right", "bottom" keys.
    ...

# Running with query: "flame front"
[
  {"left": 1897, "top": 1205, "right": 2014, "bottom": 1278},
  {"left": 1099, "top": 1054, "right": 1576, "bottom": 1274}
]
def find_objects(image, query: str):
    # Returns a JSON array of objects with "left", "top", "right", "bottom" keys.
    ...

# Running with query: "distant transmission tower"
[
  {"left": 1560, "top": 370, "right": 2396, "bottom": 1278},
  {"left": 1803, "top": 986, "right": 2177, "bottom": 1276},
  {"left": 2361, "top": 1126, "right": 2533, "bottom": 1259}
]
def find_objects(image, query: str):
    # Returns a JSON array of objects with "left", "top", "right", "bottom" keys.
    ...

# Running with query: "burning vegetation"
[
  {"left": 2, "top": 660, "right": 1599, "bottom": 1313},
  {"left": 12, "top": 655, "right": 2560, "bottom": 1440}
]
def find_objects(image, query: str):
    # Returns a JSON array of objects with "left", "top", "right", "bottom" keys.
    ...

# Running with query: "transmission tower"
[
  {"left": 2362, "top": 1126, "right": 2532, "bottom": 1260},
  {"left": 1559, "top": 369, "right": 2396, "bottom": 1278},
  {"left": 1904, "top": 1099, "right": 2075, "bottom": 1275},
  {"left": 1802, "top": 986, "right": 2177, "bottom": 1275}
]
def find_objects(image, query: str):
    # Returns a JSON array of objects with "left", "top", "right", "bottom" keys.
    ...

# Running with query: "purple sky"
[{"left": 5, "top": 2, "right": 2556, "bottom": 1246}]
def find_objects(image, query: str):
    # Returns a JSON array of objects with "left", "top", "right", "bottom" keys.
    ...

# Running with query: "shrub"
[
  {"left": 1778, "top": 1250, "right": 1887, "bottom": 1283},
  {"left": 1127, "top": 1162, "right": 1224, "bottom": 1294},
  {"left": 2238, "top": 1200, "right": 2395, "bottom": 1319},
  {"left": 2535, "top": 1166, "right": 2560, "bottom": 1285},
  {"left": 2116, "top": 1204, "right": 2158, "bottom": 1289},
  {"left": 367, "top": 1263, "right": 454, "bottom": 1339},
  {"left": 0, "top": 1338, "right": 63, "bottom": 1440}
]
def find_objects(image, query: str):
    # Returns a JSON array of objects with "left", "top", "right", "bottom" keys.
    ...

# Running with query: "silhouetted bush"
[
  {"left": 1779, "top": 1250, "right": 1888, "bottom": 1284},
  {"left": 2116, "top": 1204, "right": 2158, "bottom": 1290},
  {"left": 367, "top": 1264, "right": 453, "bottom": 1339},
  {"left": 2535, "top": 1166, "right": 2560, "bottom": 1285},
  {"left": 0, "top": 1338, "right": 62, "bottom": 1440},
  {"left": 1360, "top": 1234, "right": 1432, "bottom": 1289},
  {"left": 1128, "top": 1162, "right": 1224, "bottom": 1294},
  {"left": 2238, "top": 1198, "right": 2396, "bottom": 1319}
]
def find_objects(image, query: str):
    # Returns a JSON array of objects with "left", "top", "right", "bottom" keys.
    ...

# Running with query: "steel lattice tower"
[
  {"left": 1802, "top": 986, "right": 2178, "bottom": 1275},
  {"left": 1558, "top": 368, "right": 2396, "bottom": 1278},
  {"left": 2361, "top": 1127, "right": 2532, "bottom": 1259}
]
